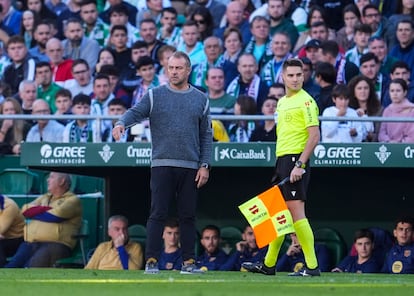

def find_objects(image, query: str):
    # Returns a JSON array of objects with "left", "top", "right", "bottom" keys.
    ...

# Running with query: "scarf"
[
  {"left": 228, "top": 121, "right": 256, "bottom": 142},
  {"left": 227, "top": 74, "right": 261, "bottom": 100},
  {"left": 261, "top": 53, "right": 292, "bottom": 86},
  {"left": 375, "top": 74, "right": 384, "bottom": 102},
  {"left": 69, "top": 121, "right": 93, "bottom": 143},
  {"left": 243, "top": 36, "right": 273, "bottom": 68},
  {"left": 335, "top": 54, "right": 347, "bottom": 84},
  {"left": 191, "top": 55, "right": 225, "bottom": 88},
  {"left": 157, "top": 27, "right": 182, "bottom": 47},
  {"left": 345, "top": 47, "right": 369, "bottom": 67},
  {"left": 223, "top": 49, "right": 242, "bottom": 63}
]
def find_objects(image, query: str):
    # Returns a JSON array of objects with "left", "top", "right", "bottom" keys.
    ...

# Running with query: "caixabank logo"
[
  {"left": 40, "top": 144, "right": 86, "bottom": 164},
  {"left": 214, "top": 146, "right": 272, "bottom": 162},
  {"left": 313, "top": 144, "right": 362, "bottom": 166}
]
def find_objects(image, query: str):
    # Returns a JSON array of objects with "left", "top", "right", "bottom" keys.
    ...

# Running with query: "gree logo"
[
  {"left": 40, "top": 144, "right": 86, "bottom": 158},
  {"left": 314, "top": 144, "right": 361, "bottom": 159}
]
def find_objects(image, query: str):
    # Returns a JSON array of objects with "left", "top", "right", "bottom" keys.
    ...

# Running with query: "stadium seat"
[
  {"left": 0, "top": 168, "right": 40, "bottom": 195},
  {"left": 220, "top": 226, "right": 242, "bottom": 255},
  {"left": 128, "top": 224, "right": 147, "bottom": 251},
  {"left": 74, "top": 175, "right": 104, "bottom": 194},
  {"left": 314, "top": 228, "right": 347, "bottom": 268},
  {"left": 54, "top": 219, "right": 90, "bottom": 268}
]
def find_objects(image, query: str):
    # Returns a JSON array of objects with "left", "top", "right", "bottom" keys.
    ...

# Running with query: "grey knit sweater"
[{"left": 116, "top": 84, "right": 212, "bottom": 169}]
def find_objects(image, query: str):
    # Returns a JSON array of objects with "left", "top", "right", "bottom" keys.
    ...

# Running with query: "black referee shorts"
[{"left": 271, "top": 154, "right": 310, "bottom": 201}]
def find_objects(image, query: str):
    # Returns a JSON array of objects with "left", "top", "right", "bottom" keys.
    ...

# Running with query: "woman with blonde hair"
[{"left": 0, "top": 97, "right": 31, "bottom": 155}]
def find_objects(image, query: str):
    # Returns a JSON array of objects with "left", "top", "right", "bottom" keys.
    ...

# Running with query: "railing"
[{"left": 2, "top": 114, "right": 414, "bottom": 142}]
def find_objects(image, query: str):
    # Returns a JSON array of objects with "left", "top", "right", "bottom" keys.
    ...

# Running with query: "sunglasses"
[{"left": 195, "top": 19, "right": 206, "bottom": 25}]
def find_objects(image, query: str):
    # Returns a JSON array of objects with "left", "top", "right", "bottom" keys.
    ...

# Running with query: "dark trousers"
[
  {"left": 0, "top": 237, "right": 23, "bottom": 267},
  {"left": 5, "top": 241, "right": 71, "bottom": 268},
  {"left": 146, "top": 166, "right": 198, "bottom": 262}
]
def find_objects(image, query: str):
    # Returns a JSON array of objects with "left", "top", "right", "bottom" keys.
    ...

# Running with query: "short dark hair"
[
  {"left": 354, "top": 228, "right": 374, "bottom": 243},
  {"left": 390, "top": 61, "right": 411, "bottom": 74},
  {"left": 354, "top": 23, "right": 372, "bottom": 34},
  {"left": 65, "top": 17, "right": 83, "bottom": 29},
  {"left": 7, "top": 35, "right": 26, "bottom": 48},
  {"left": 131, "top": 40, "right": 148, "bottom": 50},
  {"left": 94, "top": 73, "right": 110, "bottom": 84},
  {"left": 269, "top": 82, "right": 285, "bottom": 90},
  {"left": 282, "top": 58, "right": 303, "bottom": 72},
  {"left": 140, "top": 18, "right": 156, "bottom": 27},
  {"left": 164, "top": 218, "right": 179, "bottom": 228},
  {"left": 320, "top": 40, "right": 339, "bottom": 57},
  {"left": 360, "top": 52, "right": 379, "bottom": 66},
  {"left": 80, "top": 0, "right": 96, "bottom": 7},
  {"left": 362, "top": 4, "right": 379, "bottom": 17},
  {"left": 201, "top": 224, "right": 220, "bottom": 237},
  {"left": 110, "top": 24, "right": 127, "bottom": 35},
  {"left": 99, "top": 64, "right": 119, "bottom": 77},
  {"left": 72, "top": 58, "right": 89, "bottom": 70},
  {"left": 310, "top": 21, "right": 328, "bottom": 30},
  {"left": 161, "top": 7, "right": 177, "bottom": 17},
  {"left": 397, "top": 19, "right": 414, "bottom": 30},
  {"left": 36, "top": 61, "right": 51, "bottom": 70},
  {"left": 72, "top": 93, "right": 91, "bottom": 106},
  {"left": 108, "top": 98, "right": 127, "bottom": 108},
  {"left": 55, "top": 88, "right": 72, "bottom": 99},
  {"left": 394, "top": 216, "right": 414, "bottom": 229},
  {"left": 300, "top": 56, "right": 313, "bottom": 71},
  {"left": 136, "top": 56, "right": 155, "bottom": 69},
  {"left": 109, "top": 3, "right": 129, "bottom": 16},
  {"left": 315, "top": 62, "right": 336, "bottom": 84},
  {"left": 332, "top": 84, "right": 350, "bottom": 99}
]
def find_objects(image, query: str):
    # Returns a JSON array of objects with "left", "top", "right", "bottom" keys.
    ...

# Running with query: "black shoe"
[
  {"left": 242, "top": 261, "right": 276, "bottom": 275},
  {"left": 288, "top": 266, "right": 321, "bottom": 277}
]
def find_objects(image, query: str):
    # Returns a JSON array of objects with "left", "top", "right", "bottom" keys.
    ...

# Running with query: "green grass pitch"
[{"left": 1, "top": 269, "right": 414, "bottom": 296}]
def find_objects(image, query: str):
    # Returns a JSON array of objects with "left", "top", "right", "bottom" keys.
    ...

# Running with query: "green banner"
[{"left": 20, "top": 142, "right": 414, "bottom": 168}]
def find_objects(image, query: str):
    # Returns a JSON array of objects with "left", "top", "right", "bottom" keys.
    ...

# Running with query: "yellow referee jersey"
[{"left": 276, "top": 89, "right": 319, "bottom": 157}]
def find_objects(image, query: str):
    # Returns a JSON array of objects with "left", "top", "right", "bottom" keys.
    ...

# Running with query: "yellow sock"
[
  {"left": 294, "top": 218, "right": 318, "bottom": 269},
  {"left": 264, "top": 235, "right": 285, "bottom": 267}
]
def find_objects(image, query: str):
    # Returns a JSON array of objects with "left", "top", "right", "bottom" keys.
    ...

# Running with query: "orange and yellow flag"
[{"left": 238, "top": 185, "right": 294, "bottom": 248}]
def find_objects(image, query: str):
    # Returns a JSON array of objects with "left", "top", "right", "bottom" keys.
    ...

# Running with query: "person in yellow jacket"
[
  {"left": 85, "top": 215, "right": 143, "bottom": 270},
  {"left": 6, "top": 172, "right": 82, "bottom": 267},
  {"left": 0, "top": 195, "right": 25, "bottom": 267}
]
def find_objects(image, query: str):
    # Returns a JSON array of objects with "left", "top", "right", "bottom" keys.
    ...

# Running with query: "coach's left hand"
[{"left": 195, "top": 168, "right": 209, "bottom": 188}]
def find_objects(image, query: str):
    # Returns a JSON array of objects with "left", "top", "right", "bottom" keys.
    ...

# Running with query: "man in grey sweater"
[{"left": 112, "top": 51, "right": 212, "bottom": 274}]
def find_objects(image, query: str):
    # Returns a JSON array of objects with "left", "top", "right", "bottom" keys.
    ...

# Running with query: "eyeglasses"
[
  {"left": 365, "top": 13, "right": 379, "bottom": 18},
  {"left": 73, "top": 69, "right": 89, "bottom": 75}
]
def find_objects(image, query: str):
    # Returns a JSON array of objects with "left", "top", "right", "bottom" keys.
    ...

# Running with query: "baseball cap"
[{"left": 305, "top": 39, "right": 321, "bottom": 50}]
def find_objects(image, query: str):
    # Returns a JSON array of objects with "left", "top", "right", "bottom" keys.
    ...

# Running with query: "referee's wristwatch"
[
  {"left": 200, "top": 163, "right": 211, "bottom": 170},
  {"left": 295, "top": 160, "right": 306, "bottom": 169}
]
